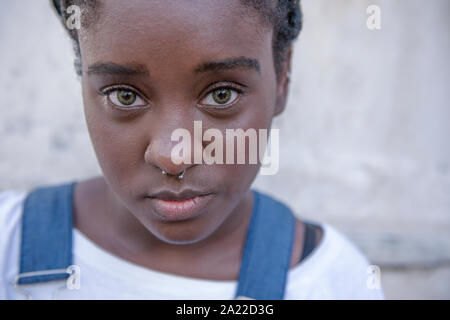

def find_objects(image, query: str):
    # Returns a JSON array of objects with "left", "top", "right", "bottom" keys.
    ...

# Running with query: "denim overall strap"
[
  {"left": 235, "top": 190, "right": 295, "bottom": 300},
  {"left": 16, "top": 182, "right": 76, "bottom": 285}
]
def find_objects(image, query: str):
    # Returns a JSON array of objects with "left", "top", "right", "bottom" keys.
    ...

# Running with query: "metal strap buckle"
[{"left": 13, "top": 265, "right": 80, "bottom": 299}]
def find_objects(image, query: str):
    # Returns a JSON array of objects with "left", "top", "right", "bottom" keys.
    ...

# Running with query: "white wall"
[{"left": 0, "top": 0, "right": 449, "bottom": 298}]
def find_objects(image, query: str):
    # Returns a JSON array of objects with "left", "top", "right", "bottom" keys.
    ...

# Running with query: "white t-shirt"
[{"left": 0, "top": 189, "right": 384, "bottom": 300}]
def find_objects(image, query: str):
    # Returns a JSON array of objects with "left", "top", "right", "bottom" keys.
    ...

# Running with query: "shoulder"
[
  {"left": 0, "top": 189, "right": 26, "bottom": 235},
  {"left": 286, "top": 223, "right": 385, "bottom": 300},
  {"left": 0, "top": 189, "right": 27, "bottom": 297}
]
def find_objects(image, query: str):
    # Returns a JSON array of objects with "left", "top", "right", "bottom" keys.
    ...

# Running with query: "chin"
[
  {"left": 151, "top": 226, "right": 212, "bottom": 245},
  {"left": 145, "top": 218, "right": 218, "bottom": 245}
]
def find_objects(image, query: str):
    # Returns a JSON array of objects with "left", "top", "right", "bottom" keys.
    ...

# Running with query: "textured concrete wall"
[{"left": 0, "top": 0, "right": 449, "bottom": 298}]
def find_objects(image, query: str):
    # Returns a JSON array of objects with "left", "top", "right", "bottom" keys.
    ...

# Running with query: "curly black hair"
[{"left": 52, "top": 0, "right": 302, "bottom": 78}]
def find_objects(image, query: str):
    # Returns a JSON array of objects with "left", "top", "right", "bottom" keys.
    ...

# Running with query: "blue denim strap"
[
  {"left": 16, "top": 182, "right": 76, "bottom": 285},
  {"left": 235, "top": 190, "right": 295, "bottom": 300}
]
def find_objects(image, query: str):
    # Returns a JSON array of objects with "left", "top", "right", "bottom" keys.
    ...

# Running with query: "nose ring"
[
  {"left": 161, "top": 170, "right": 186, "bottom": 180},
  {"left": 177, "top": 170, "right": 185, "bottom": 180}
]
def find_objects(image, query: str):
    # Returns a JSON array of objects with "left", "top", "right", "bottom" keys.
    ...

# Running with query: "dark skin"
[{"left": 72, "top": 0, "right": 322, "bottom": 280}]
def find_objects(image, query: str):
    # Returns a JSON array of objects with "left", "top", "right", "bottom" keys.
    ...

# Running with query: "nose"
[{"left": 144, "top": 137, "right": 194, "bottom": 177}]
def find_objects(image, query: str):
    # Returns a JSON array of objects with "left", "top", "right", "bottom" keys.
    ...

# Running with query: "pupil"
[
  {"left": 214, "top": 89, "right": 231, "bottom": 104},
  {"left": 117, "top": 90, "right": 136, "bottom": 105}
]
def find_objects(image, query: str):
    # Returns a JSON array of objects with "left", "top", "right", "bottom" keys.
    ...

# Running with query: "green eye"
[
  {"left": 212, "top": 88, "right": 232, "bottom": 105},
  {"left": 200, "top": 87, "right": 240, "bottom": 108},
  {"left": 117, "top": 90, "right": 137, "bottom": 106},
  {"left": 104, "top": 87, "right": 148, "bottom": 109}
]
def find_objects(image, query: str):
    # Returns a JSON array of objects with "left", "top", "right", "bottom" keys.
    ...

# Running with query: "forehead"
[{"left": 78, "top": 0, "right": 273, "bottom": 74}]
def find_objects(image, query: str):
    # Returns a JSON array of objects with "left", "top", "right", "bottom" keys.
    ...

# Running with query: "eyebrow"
[
  {"left": 87, "top": 62, "right": 149, "bottom": 76},
  {"left": 194, "top": 57, "right": 261, "bottom": 75},
  {"left": 87, "top": 57, "right": 261, "bottom": 77}
]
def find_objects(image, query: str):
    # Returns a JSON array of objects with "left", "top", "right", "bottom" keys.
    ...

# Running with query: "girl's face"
[{"left": 79, "top": 0, "right": 290, "bottom": 244}]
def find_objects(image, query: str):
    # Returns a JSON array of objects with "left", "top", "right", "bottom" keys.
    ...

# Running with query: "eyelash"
[
  {"left": 99, "top": 81, "right": 246, "bottom": 111},
  {"left": 100, "top": 84, "right": 149, "bottom": 110},
  {"left": 199, "top": 82, "right": 245, "bottom": 109}
]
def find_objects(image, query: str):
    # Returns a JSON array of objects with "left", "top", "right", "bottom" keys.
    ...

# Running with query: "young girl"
[{"left": 0, "top": 0, "right": 384, "bottom": 299}]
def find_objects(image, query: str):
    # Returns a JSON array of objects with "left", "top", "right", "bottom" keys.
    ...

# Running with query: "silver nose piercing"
[
  {"left": 161, "top": 170, "right": 185, "bottom": 180},
  {"left": 177, "top": 170, "right": 185, "bottom": 180}
]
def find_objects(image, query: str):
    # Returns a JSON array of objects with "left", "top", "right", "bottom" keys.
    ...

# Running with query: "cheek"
[
  {"left": 222, "top": 164, "right": 259, "bottom": 194},
  {"left": 199, "top": 126, "right": 268, "bottom": 197},
  {"left": 82, "top": 87, "right": 144, "bottom": 192}
]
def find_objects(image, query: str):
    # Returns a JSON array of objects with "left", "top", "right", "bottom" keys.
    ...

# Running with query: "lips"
[{"left": 145, "top": 190, "right": 214, "bottom": 221}]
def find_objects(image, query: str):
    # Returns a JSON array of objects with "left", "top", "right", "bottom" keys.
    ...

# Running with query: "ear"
[{"left": 274, "top": 47, "right": 293, "bottom": 116}]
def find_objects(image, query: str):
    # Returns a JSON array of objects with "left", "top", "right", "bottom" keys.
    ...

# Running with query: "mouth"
[{"left": 145, "top": 190, "right": 214, "bottom": 221}]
